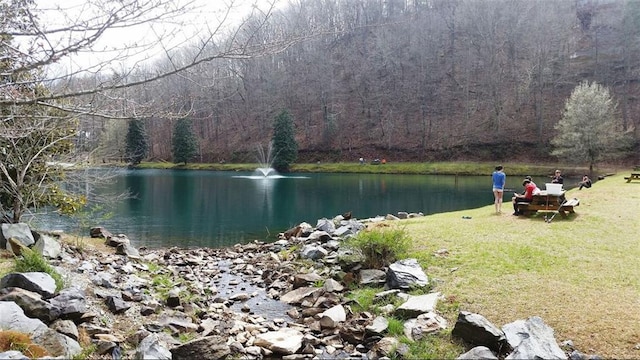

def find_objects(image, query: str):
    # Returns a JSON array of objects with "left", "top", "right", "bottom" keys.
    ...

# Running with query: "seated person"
[
  {"left": 512, "top": 178, "right": 537, "bottom": 215},
  {"left": 525, "top": 175, "right": 541, "bottom": 195},
  {"left": 578, "top": 175, "right": 592, "bottom": 190},
  {"left": 551, "top": 169, "right": 564, "bottom": 184}
]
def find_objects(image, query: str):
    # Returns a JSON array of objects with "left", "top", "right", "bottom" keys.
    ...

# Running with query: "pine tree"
[
  {"left": 271, "top": 109, "right": 298, "bottom": 173},
  {"left": 172, "top": 118, "right": 198, "bottom": 165},
  {"left": 551, "top": 81, "right": 633, "bottom": 173},
  {"left": 125, "top": 119, "right": 149, "bottom": 165}
]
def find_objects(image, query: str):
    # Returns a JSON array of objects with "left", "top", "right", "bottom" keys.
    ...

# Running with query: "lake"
[{"left": 33, "top": 169, "right": 565, "bottom": 248}]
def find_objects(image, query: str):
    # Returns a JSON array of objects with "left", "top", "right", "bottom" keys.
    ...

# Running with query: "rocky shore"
[{"left": 0, "top": 215, "right": 601, "bottom": 359}]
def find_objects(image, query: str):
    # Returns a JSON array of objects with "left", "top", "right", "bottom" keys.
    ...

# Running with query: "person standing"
[
  {"left": 551, "top": 169, "right": 564, "bottom": 184},
  {"left": 492, "top": 165, "right": 506, "bottom": 214}
]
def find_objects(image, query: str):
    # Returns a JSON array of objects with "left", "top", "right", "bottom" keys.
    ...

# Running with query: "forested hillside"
[{"left": 78, "top": 0, "right": 640, "bottom": 164}]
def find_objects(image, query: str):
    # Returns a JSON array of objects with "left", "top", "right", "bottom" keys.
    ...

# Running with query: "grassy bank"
[
  {"left": 136, "top": 161, "right": 613, "bottom": 177},
  {"left": 392, "top": 172, "right": 639, "bottom": 357}
]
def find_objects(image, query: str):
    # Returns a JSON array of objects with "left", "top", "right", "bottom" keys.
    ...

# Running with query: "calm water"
[{"left": 34, "top": 169, "right": 566, "bottom": 248}]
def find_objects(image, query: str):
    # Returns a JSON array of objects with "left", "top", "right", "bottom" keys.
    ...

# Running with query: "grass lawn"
[{"left": 396, "top": 172, "right": 640, "bottom": 357}]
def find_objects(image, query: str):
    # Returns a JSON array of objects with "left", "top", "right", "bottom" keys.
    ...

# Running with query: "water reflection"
[{"left": 32, "top": 169, "right": 575, "bottom": 249}]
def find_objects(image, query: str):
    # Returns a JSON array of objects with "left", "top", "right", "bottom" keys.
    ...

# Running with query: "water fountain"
[
  {"left": 255, "top": 142, "right": 279, "bottom": 178},
  {"left": 232, "top": 142, "right": 285, "bottom": 180}
]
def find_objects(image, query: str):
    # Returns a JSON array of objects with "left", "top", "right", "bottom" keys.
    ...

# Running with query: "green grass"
[
  {"left": 345, "top": 227, "right": 411, "bottom": 268},
  {"left": 12, "top": 249, "right": 65, "bottom": 291},
  {"left": 393, "top": 172, "right": 640, "bottom": 358},
  {"left": 135, "top": 161, "right": 606, "bottom": 177}
]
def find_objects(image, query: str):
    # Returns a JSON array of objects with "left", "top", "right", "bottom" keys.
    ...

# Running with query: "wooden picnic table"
[
  {"left": 624, "top": 173, "right": 640, "bottom": 182},
  {"left": 515, "top": 191, "right": 580, "bottom": 218}
]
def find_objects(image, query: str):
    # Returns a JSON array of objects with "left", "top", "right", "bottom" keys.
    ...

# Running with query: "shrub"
[
  {"left": 12, "top": 248, "right": 64, "bottom": 291},
  {"left": 0, "top": 330, "right": 48, "bottom": 358},
  {"left": 346, "top": 228, "right": 411, "bottom": 268}
]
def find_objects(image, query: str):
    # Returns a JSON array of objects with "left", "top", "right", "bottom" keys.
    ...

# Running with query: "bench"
[
  {"left": 516, "top": 192, "right": 580, "bottom": 218},
  {"left": 624, "top": 173, "right": 640, "bottom": 182}
]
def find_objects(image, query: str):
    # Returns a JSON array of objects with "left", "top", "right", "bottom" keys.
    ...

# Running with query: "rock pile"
[{"left": 0, "top": 216, "right": 600, "bottom": 359}]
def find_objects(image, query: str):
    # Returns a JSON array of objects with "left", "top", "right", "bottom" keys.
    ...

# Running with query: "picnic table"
[
  {"left": 515, "top": 191, "right": 580, "bottom": 218},
  {"left": 624, "top": 173, "right": 640, "bottom": 182}
]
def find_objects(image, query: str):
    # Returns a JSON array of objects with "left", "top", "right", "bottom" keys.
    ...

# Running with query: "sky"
[{"left": 34, "top": 0, "right": 281, "bottom": 74}]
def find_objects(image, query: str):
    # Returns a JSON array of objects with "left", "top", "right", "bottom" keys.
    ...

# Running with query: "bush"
[
  {"left": 0, "top": 330, "right": 48, "bottom": 358},
  {"left": 346, "top": 227, "right": 411, "bottom": 268},
  {"left": 12, "top": 248, "right": 64, "bottom": 291}
]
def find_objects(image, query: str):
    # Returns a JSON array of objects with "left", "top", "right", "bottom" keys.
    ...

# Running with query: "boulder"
[
  {"left": 386, "top": 258, "right": 429, "bottom": 289},
  {"left": 254, "top": 328, "right": 303, "bottom": 355},
  {"left": 170, "top": 336, "right": 231, "bottom": 360},
  {"left": 451, "top": 311, "right": 511, "bottom": 354},
  {"left": 503, "top": 316, "right": 566, "bottom": 359},
  {"left": 0, "top": 223, "right": 35, "bottom": 249},
  {"left": 395, "top": 292, "right": 440, "bottom": 318},
  {"left": 33, "top": 234, "right": 62, "bottom": 259},
  {"left": 0, "top": 272, "right": 57, "bottom": 299}
]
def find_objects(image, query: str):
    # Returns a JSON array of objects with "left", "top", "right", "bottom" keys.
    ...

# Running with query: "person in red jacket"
[{"left": 512, "top": 178, "right": 537, "bottom": 216}]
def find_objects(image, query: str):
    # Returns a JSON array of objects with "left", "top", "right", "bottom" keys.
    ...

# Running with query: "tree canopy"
[
  {"left": 125, "top": 119, "right": 149, "bottom": 165},
  {"left": 172, "top": 118, "right": 198, "bottom": 164},
  {"left": 551, "top": 81, "right": 633, "bottom": 172},
  {"left": 272, "top": 110, "right": 298, "bottom": 173}
]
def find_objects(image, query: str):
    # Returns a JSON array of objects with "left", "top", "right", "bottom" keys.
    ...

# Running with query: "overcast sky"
[{"left": 35, "top": 0, "right": 280, "bottom": 74}]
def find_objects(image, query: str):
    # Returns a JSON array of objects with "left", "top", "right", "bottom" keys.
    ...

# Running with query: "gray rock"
[
  {"left": 503, "top": 316, "right": 566, "bottom": 360},
  {"left": 315, "top": 218, "right": 336, "bottom": 234},
  {"left": 136, "top": 334, "right": 172, "bottom": 360},
  {"left": 254, "top": 328, "right": 304, "bottom": 355},
  {"left": 165, "top": 288, "right": 181, "bottom": 307},
  {"left": 319, "top": 304, "right": 346, "bottom": 328},
  {"left": 334, "top": 225, "right": 354, "bottom": 237},
  {"left": 307, "top": 230, "right": 332, "bottom": 243},
  {"left": 0, "top": 223, "right": 35, "bottom": 249},
  {"left": 337, "top": 247, "right": 366, "bottom": 272},
  {"left": 451, "top": 311, "right": 511, "bottom": 354},
  {"left": 292, "top": 273, "right": 324, "bottom": 289},
  {"left": 89, "top": 227, "right": 113, "bottom": 239},
  {"left": 0, "top": 287, "right": 61, "bottom": 323},
  {"left": 457, "top": 346, "right": 498, "bottom": 359},
  {"left": 370, "top": 336, "right": 399, "bottom": 357},
  {"left": 0, "top": 272, "right": 56, "bottom": 299},
  {"left": 386, "top": 258, "right": 429, "bottom": 289},
  {"left": 105, "top": 234, "right": 130, "bottom": 247},
  {"left": 49, "top": 287, "right": 87, "bottom": 320},
  {"left": 116, "top": 243, "right": 140, "bottom": 259},
  {"left": 403, "top": 311, "right": 448, "bottom": 341},
  {"left": 32, "top": 328, "right": 82, "bottom": 358},
  {"left": 366, "top": 316, "right": 389, "bottom": 335},
  {"left": 32, "top": 233, "right": 62, "bottom": 259},
  {"left": 395, "top": 292, "right": 440, "bottom": 318},
  {"left": 91, "top": 272, "right": 116, "bottom": 288},
  {"left": 0, "top": 301, "right": 49, "bottom": 337},
  {"left": 51, "top": 319, "right": 79, "bottom": 341},
  {"left": 300, "top": 244, "right": 328, "bottom": 260},
  {"left": 280, "top": 287, "right": 322, "bottom": 304},
  {"left": 0, "top": 350, "right": 29, "bottom": 359},
  {"left": 323, "top": 278, "right": 344, "bottom": 293},
  {"left": 359, "top": 269, "right": 386, "bottom": 286},
  {"left": 170, "top": 336, "right": 231, "bottom": 360},
  {"left": 105, "top": 295, "right": 131, "bottom": 314}
]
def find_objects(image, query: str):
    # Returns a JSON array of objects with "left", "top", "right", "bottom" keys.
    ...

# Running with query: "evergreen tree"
[
  {"left": 551, "top": 81, "right": 633, "bottom": 173},
  {"left": 271, "top": 109, "right": 298, "bottom": 173},
  {"left": 125, "top": 119, "right": 148, "bottom": 165},
  {"left": 172, "top": 118, "right": 198, "bottom": 164}
]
